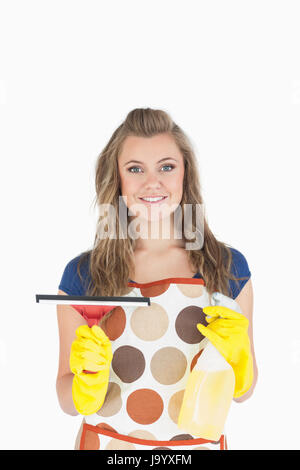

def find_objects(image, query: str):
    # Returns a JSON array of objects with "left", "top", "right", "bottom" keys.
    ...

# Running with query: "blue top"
[{"left": 58, "top": 247, "right": 251, "bottom": 300}]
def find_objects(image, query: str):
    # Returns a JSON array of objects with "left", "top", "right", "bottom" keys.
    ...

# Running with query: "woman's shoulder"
[
  {"left": 228, "top": 246, "right": 251, "bottom": 275},
  {"left": 58, "top": 251, "right": 91, "bottom": 295},
  {"left": 227, "top": 246, "right": 252, "bottom": 299}
]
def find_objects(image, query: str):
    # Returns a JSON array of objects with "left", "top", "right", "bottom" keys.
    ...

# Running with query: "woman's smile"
[{"left": 138, "top": 195, "right": 168, "bottom": 205}]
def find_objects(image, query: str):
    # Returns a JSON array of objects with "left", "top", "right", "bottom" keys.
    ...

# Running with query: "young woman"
[{"left": 56, "top": 108, "right": 258, "bottom": 450}]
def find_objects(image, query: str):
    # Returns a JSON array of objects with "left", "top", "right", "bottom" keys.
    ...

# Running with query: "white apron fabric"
[{"left": 76, "top": 277, "right": 232, "bottom": 450}]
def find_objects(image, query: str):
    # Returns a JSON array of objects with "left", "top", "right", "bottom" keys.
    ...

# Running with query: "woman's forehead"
[{"left": 118, "top": 134, "right": 183, "bottom": 164}]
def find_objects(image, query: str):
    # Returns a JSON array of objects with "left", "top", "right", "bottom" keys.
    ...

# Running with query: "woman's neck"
[{"left": 131, "top": 214, "right": 185, "bottom": 254}]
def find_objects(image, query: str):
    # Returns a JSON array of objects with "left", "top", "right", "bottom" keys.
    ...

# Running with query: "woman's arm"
[
  {"left": 56, "top": 289, "right": 87, "bottom": 416},
  {"left": 232, "top": 279, "right": 258, "bottom": 402}
]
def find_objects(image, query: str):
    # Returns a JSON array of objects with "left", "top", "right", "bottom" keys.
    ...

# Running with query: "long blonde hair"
[{"left": 77, "top": 107, "right": 248, "bottom": 297}]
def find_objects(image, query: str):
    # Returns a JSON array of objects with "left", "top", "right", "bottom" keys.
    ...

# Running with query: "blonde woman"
[{"left": 56, "top": 108, "right": 257, "bottom": 450}]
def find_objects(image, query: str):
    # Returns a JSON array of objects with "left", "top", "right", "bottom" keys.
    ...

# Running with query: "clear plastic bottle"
[{"left": 177, "top": 339, "right": 235, "bottom": 441}]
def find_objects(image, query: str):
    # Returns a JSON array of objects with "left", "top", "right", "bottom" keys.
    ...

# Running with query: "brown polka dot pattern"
[
  {"left": 128, "top": 430, "right": 157, "bottom": 440},
  {"left": 82, "top": 429, "right": 100, "bottom": 450},
  {"left": 101, "top": 307, "right": 126, "bottom": 340},
  {"left": 175, "top": 306, "right": 207, "bottom": 344},
  {"left": 140, "top": 282, "right": 170, "bottom": 298},
  {"left": 168, "top": 390, "right": 185, "bottom": 424},
  {"left": 170, "top": 434, "right": 194, "bottom": 441},
  {"left": 95, "top": 422, "right": 118, "bottom": 433},
  {"left": 96, "top": 382, "right": 122, "bottom": 417},
  {"left": 177, "top": 283, "right": 204, "bottom": 298},
  {"left": 150, "top": 347, "right": 187, "bottom": 385},
  {"left": 112, "top": 345, "right": 145, "bottom": 383},
  {"left": 127, "top": 389, "right": 164, "bottom": 425},
  {"left": 130, "top": 303, "right": 169, "bottom": 341},
  {"left": 105, "top": 439, "right": 136, "bottom": 450}
]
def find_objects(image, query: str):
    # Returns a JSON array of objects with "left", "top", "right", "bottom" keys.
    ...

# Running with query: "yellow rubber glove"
[
  {"left": 197, "top": 304, "right": 254, "bottom": 398},
  {"left": 70, "top": 325, "right": 113, "bottom": 415}
]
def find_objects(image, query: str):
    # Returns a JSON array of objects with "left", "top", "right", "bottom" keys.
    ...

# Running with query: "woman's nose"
[{"left": 144, "top": 171, "right": 162, "bottom": 186}]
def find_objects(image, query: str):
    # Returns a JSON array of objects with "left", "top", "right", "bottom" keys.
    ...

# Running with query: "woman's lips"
[{"left": 138, "top": 196, "right": 168, "bottom": 205}]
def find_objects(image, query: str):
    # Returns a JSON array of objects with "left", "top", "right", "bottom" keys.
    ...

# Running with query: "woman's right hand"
[
  {"left": 69, "top": 325, "right": 113, "bottom": 415},
  {"left": 70, "top": 325, "right": 112, "bottom": 374}
]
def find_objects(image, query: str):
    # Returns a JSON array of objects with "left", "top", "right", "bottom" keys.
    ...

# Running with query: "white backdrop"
[{"left": 0, "top": 0, "right": 299, "bottom": 450}]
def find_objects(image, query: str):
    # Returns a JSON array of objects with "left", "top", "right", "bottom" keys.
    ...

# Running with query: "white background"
[{"left": 0, "top": 0, "right": 299, "bottom": 450}]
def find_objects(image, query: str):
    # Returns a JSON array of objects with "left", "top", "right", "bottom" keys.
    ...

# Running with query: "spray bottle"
[{"left": 177, "top": 292, "right": 242, "bottom": 441}]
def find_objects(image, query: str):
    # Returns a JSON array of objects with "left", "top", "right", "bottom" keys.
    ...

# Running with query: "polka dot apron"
[{"left": 75, "top": 277, "right": 229, "bottom": 450}]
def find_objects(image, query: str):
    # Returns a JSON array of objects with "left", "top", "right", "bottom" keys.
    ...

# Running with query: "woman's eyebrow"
[{"left": 123, "top": 157, "right": 178, "bottom": 167}]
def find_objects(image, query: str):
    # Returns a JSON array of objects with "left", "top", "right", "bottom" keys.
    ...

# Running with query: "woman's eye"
[
  {"left": 127, "top": 164, "right": 175, "bottom": 173},
  {"left": 161, "top": 164, "right": 174, "bottom": 171},
  {"left": 128, "top": 166, "right": 142, "bottom": 173}
]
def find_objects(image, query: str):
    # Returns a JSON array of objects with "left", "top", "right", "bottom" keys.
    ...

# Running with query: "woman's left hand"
[{"left": 197, "top": 305, "right": 254, "bottom": 398}]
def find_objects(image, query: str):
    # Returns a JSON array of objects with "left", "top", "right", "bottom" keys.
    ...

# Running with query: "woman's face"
[{"left": 118, "top": 133, "right": 185, "bottom": 222}]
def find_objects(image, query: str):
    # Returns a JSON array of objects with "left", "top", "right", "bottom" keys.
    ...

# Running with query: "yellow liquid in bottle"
[{"left": 177, "top": 368, "right": 235, "bottom": 441}]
